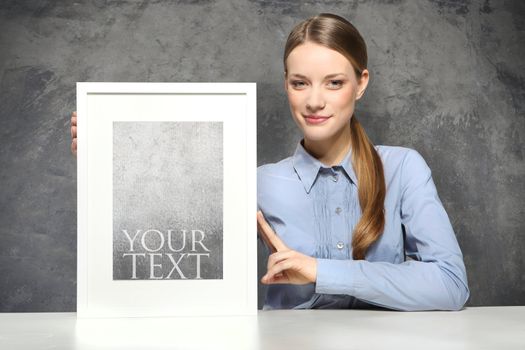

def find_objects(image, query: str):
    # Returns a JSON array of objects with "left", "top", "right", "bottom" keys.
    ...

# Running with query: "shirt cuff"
[{"left": 315, "top": 258, "right": 361, "bottom": 295}]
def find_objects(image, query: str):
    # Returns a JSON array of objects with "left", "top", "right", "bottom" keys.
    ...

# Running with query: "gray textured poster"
[{"left": 113, "top": 121, "right": 223, "bottom": 280}]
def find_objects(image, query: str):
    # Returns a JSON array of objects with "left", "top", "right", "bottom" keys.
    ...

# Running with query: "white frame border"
[{"left": 76, "top": 82, "right": 257, "bottom": 318}]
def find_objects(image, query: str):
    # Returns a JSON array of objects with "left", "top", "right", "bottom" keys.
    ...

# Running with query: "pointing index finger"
[
  {"left": 257, "top": 220, "right": 276, "bottom": 254},
  {"left": 257, "top": 211, "right": 287, "bottom": 252}
]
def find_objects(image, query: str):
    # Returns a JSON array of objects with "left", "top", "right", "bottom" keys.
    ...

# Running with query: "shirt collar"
[{"left": 292, "top": 139, "right": 357, "bottom": 194}]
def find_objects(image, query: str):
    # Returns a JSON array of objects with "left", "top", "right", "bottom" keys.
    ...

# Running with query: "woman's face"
[{"left": 284, "top": 41, "right": 369, "bottom": 143}]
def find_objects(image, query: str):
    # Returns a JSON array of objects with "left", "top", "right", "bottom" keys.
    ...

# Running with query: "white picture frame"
[{"left": 76, "top": 82, "right": 257, "bottom": 318}]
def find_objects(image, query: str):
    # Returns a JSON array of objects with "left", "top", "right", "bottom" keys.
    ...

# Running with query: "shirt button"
[
  {"left": 332, "top": 174, "right": 339, "bottom": 182},
  {"left": 335, "top": 207, "right": 342, "bottom": 214},
  {"left": 336, "top": 241, "right": 344, "bottom": 250}
]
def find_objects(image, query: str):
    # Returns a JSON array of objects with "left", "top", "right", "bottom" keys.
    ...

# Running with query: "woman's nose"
[{"left": 306, "top": 87, "right": 326, "bottom": 110}]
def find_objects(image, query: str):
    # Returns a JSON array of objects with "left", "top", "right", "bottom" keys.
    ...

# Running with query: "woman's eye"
[
  {"left": 291, "top": 81, "right": 306, "bottom": 88},
  {"left": 328, "top": 80, "right": 343, "bottom": 88}
]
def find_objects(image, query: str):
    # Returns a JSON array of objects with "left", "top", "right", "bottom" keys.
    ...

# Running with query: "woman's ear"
[{"left": 355, "top": 69, "right": 370, "bottom": 100}]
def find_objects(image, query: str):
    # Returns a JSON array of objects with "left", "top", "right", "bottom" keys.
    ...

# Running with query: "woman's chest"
[{"left": 260, "top": 172, "right": 405, "bottom": 263}]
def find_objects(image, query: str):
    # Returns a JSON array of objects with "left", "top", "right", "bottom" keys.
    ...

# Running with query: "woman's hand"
[
  {"left": 257, "top": 211, "right": 317, "bottom": 285},
  {"left": 70, "top": 111, "right": 77, "bottom": 157}
]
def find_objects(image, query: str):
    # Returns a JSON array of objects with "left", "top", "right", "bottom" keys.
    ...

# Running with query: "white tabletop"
[{"left": 1, "top": 306, "right": 524, "bottom": 349}]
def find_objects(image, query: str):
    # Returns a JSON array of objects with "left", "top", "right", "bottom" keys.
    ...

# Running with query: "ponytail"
[{"left": 349, "top": 115, "right": 386, "bottom": 260}]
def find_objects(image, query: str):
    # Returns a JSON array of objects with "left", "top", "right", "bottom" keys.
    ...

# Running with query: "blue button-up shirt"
[{"left": 257, "top": 139, "right": 470, "bottom": 311}]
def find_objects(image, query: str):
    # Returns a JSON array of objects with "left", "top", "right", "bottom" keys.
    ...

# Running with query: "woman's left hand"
[{"left": 257, "top": 211, "right": 317, "bottom": 285}]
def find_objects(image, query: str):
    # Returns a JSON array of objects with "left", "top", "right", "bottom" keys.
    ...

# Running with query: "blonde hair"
[{"left": 284, "top": 13, "right": 386, "bottom": 260}]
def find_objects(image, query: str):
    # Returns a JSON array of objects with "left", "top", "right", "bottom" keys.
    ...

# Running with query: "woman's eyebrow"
[{"left": 289, "top": 73, "right": 347, "bottom": 79}]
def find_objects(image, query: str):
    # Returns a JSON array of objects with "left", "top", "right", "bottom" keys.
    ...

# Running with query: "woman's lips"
[{"left": 304, "top": 115, "right": 331, "bottom": 124}]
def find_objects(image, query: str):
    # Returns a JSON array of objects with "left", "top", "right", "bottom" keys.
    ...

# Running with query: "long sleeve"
[{"left": 314, "top": 149, "right": 470, "bottom": 311}]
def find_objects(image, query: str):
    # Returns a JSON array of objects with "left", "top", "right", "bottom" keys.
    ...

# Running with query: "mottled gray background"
[
  {"left": 0, "top": 0, "right": 523, "bottom": 311},
  {"left": 113, "top": 122, "right": 223, "bottom": 280}
]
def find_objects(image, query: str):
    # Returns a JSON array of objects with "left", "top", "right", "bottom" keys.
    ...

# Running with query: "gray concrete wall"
[{"left": 0, "top": 0, "right": 523, "bottom": 312}]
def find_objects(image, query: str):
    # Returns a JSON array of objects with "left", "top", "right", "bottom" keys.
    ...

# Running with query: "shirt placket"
[{"left": 328, "top": 166, "right": 349, "bottom": 259}]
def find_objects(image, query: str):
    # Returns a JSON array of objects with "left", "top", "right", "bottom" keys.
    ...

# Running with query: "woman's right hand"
[{"left": 70, "top": 111, "right": 77, "bottom": 157}]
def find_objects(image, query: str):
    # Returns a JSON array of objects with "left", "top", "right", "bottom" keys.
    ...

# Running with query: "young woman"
[
  {"left": 254, "top": 13, "right": 469, "bottom": 311},
  {"left": 71, "top": 13, "right": 470, "bottom": 311}
]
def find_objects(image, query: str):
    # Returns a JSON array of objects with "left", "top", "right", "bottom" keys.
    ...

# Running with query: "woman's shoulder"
[
  {"left": 375, "top": 144, "right": 413, "bottom": 157},
  {"left": 257, "top": 156, "right": 307, "bottom": 206},
  {"left": 257, "top": 156, "right": 296, "bottom": 182},
  {"left": 375, "top": 144, "right": 432, "bottom": 181},
  {"left": 375, "top": 144, "right": 427, "bottom": 165},
  {"left": 375, "top": 144, "right": 432, "bottom": 186}
]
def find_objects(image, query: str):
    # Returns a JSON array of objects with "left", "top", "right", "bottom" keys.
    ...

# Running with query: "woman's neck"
[{"left": 303, "top": 123, "right": 352, "bottom": 167}]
